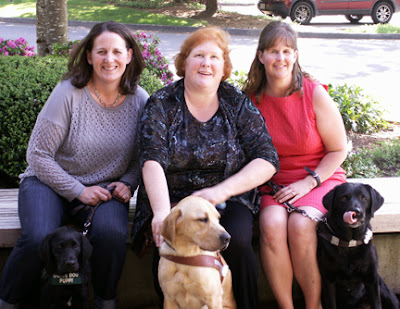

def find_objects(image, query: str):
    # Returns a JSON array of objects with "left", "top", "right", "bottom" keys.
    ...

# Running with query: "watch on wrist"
[{"left": 304, "top": 167, "right": 321, "bottom": 187}]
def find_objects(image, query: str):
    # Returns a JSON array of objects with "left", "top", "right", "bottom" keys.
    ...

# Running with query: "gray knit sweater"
[{"left": 20, "top": 80, "right": 149, "bottom": 201}]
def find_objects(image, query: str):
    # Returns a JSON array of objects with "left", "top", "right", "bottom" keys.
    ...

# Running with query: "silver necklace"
[{"left": 94, "top": 87, "right": 121, "bottom": 108}]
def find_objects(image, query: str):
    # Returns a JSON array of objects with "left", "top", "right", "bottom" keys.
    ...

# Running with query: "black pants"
[{"left": 153, "top": 201, "right": 258, "bottom": 309}]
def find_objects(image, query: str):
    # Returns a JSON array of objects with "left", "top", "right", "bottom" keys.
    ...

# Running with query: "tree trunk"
[
  {"left": 36, "top": 0, "right": 69, "bottom": 56},
  {"left": 204, "top": 0, "right": 218, "bottom": 17}
]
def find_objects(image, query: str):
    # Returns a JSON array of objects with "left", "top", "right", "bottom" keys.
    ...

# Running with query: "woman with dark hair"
[
  {"left": 243, "top": 20, "right": 347, "bottom": 309},
  {"left": 131, "top": 26, "right": 279, "bottom": 309},
  {"left": 0, "top": 21, "right": 148, "bottom": 309}
]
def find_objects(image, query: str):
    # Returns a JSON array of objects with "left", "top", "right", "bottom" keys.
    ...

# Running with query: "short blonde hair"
[{"left": 174, "top": 27, "right": 232, "bottom": 81}]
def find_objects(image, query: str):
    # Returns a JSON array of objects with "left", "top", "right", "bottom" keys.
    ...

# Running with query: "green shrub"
[
  {"left": 52, "top": 40, "right": 80, "bottom": 56},
  {"left": 342, "top": 139, "right": 400, "bottom": 178},
  {"left": 0, "top": 56, "right": 68, "bottom": 184},
  {"left": 328, "top": 83, "right": 389, "bottom": 134},
  {"left": 368, "top": 139, "right": 400, "bottom": 176},
  {"left": 342, "top": 151, "right": 381, "bottom": 178},
  {"left": 227, "top": 70, "right": 248, "bottom": 90},
  {"left": 0, "top": 56, "right": 164, "bottom": 187},
  {"left": 140, "top": 68, "right": 164, "bottom": 95}
]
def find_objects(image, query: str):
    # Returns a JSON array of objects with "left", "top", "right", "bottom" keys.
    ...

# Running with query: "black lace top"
[{"left": 132, "top": 79, "right": 279, "bottom": 244}]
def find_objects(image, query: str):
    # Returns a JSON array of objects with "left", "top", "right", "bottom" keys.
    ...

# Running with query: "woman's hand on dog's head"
[
  {"left": 191, "top": 185, "right": 230, "bottom": 207},
  {"left": 78, "top": 186, "right": 112, "bottom": 206}
]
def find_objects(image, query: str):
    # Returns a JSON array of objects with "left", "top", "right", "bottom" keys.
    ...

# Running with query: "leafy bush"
[
  {"left": 52, "top": 40, "right": 80, "bottom": 56},
  {"left": 140, "top": 68, "right": 164, "bottom": 96},
  {"left": 0, "top": 56, "right": 68, "bottom": 184},
  {"left": 328, "top": 83, "right": 388, "bottom": 134},
  {"left": 342, "top": 151, "right": 381, "bottom": 178},
  {"left": 0, "top": 37, "right": 36, "bottom": 57},
  {"left": 227, "top": 70, "right": 248, "bottom": 89}
]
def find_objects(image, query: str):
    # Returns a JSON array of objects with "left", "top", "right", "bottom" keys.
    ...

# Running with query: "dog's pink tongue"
[{"left": 343, "top": 211, "right": 358, "bottom": 224}]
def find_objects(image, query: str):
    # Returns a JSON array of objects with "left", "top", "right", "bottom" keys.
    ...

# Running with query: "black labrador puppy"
[
  {"left": 39, "top": 225, "right": 92, "bottom": 309},
  {"left": 317, "top": 182, "right": 399, "bottom": 309}
]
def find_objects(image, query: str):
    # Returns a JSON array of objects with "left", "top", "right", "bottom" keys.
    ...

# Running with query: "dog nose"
[
  {"left": 220, "top": 232, "right": 231, "bottom": 245},
  {"left": 66, "top": 257, "right": 77, "bottom": 266}
]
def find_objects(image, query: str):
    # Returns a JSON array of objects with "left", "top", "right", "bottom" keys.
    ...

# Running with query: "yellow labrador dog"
[{"left": 158, "top": 196, "right": 237, "bottom": 309}]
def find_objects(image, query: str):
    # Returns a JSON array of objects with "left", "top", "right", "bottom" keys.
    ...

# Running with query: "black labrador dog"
[
  {"left": 317, "top": 182, "right": 399, "bottom": 309},
  {"left": 39, "top": 225, "right": 92, "bottom": 309}
]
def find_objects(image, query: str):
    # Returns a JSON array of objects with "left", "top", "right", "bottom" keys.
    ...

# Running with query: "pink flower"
[
  {"left": 7, "top": 40, "right": 16, "bottom": 49},
  {"left": 15, "top": 37, "right": 26, "bottom": 45}
]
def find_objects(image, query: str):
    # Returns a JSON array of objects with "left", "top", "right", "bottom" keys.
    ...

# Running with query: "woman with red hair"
[{"left": 132, "top": 27, "right": 279, "bottom": 308}]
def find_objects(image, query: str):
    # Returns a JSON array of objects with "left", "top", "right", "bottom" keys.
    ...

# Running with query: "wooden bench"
[
  {"left": 1, "top": 178, "right": 399, "bottom": 246},
  {"left": 1, "top": 177, "right": 399, "bottom": 308},
  {"left": 0, "top": 189, "right": 138, "bottom": 248}
]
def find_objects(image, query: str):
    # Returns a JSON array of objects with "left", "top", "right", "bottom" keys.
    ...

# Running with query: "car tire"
[
  {"left": 371, "top": 1, "right": 393, "bottom": 24},
  {"left": 290, "top": 1, "right": 313, "bottom": 25},
  {"left": 345, "top": 14, "right": 364, "bottom": 23}
]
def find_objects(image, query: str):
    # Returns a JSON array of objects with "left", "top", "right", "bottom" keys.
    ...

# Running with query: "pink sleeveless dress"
[{"left": 256, "top": 77, "right": 346, "bottom": 213}]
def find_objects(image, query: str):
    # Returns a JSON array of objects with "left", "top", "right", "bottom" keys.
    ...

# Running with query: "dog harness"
[
  {"left": 160, "top": 252, "right": 229, "bottom": 283},
  {"left": 42, "top": 270, "right": 83, "bottom": 285},
  {"left": 318, "top": 226, "right": 373, "bottom": 247}
]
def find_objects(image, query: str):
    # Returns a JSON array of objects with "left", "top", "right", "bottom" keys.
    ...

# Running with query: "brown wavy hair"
[
  {"left": 174, "top": 26, "right": 232, "bottom": 82},
  {"left": 63, "top": 20, "right": 145, "bottom": 95},
  {"left": 243, "top": 20, "right": 310, "bottom": 104}
]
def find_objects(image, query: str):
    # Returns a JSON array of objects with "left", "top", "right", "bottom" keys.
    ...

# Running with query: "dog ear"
[
  {"left": 322, "top": 186, "right": 337, "bottom": 213},
  {"left": 80, "top": 233, "right": 93, "bottom": 262},
  {"left": 365, "top": 184, "right": 384, "bottom": 217},
  {"left": 160, "top": 208, "right": 182, "bottom": 247},
  {"left": 39, "top": 232, "right": 57, "bottom": 274},
  {"left": 79, "top": 233, "right": 93, "bottom": 273}
]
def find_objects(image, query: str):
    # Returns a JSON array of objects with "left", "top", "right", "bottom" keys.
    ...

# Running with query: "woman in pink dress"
[{"left": 243, "top": 21, "right": 347, "bottom": 309}]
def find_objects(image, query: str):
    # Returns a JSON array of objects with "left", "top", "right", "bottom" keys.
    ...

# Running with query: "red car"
[{"left": 258, "top": 0, "right": 400, "bottom": 24}]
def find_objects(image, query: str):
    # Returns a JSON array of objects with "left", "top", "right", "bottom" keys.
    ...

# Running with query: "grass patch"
[
  {"left": 0, "top": 0, "right": 35, "bottom": 18},
  {"left": 0, "top": 0, "right": 207, "bottom": 27},
  {"left": 108, "top": 0, "right": 173, "bottom": 9},
  {"left": 349, "top": 23, "right": 400, "bottom": 34},
  {"left": 371, "top": 139, "right": 400, "bottom": 175}
]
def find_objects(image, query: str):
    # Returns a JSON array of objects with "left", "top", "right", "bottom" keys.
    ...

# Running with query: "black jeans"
[{"left": 0, "top": 176, "right": 128, "bottom": 306}]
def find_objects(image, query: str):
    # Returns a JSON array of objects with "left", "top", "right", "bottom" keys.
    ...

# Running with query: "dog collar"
[
  {"left": 49, "top": 273, "right": 82, "bottom": 285},
  {"left": 318, "top": 227, "right": 373, "bottom": 247},
  {"left": 160, "top": 252, "right": 228, "bottom": 282}
]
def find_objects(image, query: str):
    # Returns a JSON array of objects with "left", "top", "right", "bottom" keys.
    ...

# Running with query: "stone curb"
[{"left": 2, "top": 17, "right": 400, "bottom": 40}]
